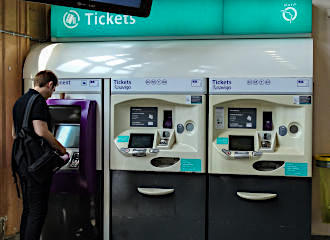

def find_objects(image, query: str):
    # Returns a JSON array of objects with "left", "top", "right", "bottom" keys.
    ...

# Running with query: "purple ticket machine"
[{"left": 41, "top": 99, "right": 99, "bottom": 240}]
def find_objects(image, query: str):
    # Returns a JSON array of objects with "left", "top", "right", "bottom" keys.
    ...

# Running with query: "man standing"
[{"left": 12, "top": 70, "right": 67, "bottom": 240}]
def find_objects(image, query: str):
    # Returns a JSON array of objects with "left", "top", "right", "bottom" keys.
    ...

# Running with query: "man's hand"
[
  {"left": 58, "top": 146, "right": 67, "bottom": 155},
  {"left": 12, "top": 124, "right": 16, "bottom": 140}
]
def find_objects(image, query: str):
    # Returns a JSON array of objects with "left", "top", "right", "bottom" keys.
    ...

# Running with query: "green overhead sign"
[
  {"left": 223, "top": 0, "right": 312, "bottom": 34},
  {"left": 51, "top": 0, "right": 311, "bottom": 39}
]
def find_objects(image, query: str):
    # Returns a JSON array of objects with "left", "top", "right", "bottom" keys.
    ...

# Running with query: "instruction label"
[
  {"left": 284, "top": 162, "right": 308, "bottom": 177},
  {"left": 215, "top": 107, "right": 225, "bottom": 129},
  {"left": 130, "top": 107, "right": 158, "bottom": 127},
  {"left": 228, "top": 108, "right": 256, "bottom": 129},
  {"left": 180, "top": 159, "right": 202, "bottom": 172},
  {"left": 293, "top": 96, "right": 312, "bottom": 105},
  {"left": 186, "top": 96, "right": 203, "bottom": 104}
]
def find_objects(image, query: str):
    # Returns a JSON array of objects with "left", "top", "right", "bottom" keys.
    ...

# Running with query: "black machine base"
[
  {"left": 41, "top": 171, "right": 103, "bottom": 240},
  {"left": 111, "top": 170, "right": 206, "bottom": 240},
  {"left": 208, "top": 174, "right": 311, "bottom": 240}
]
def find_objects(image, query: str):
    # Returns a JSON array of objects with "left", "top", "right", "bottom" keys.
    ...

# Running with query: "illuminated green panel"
[
  {"left": 51, "top": 0, "right": 224, "bottom": 38},
  {"left": 51, "top": 0, "right": 311, "bottom": 39},
  {"left": 223, "top": 0, "right": 312, "bottom": 34}
]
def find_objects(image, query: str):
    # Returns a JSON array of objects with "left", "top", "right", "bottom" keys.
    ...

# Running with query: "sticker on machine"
[
  {"left": 216, "top": 137, "right": 228, "bottom": 144},
  {"left": 180, "top": 159, "right": 202, "bottom": 172},
  {"left": 215, "top": 107, "right": 225, "bottom": 129},
  {"left": 284, "top": 162, "right": 308, "bottom": 177},
  {"left": 186, "top": 96, "right": 202, "bottom": 104},
  {"left": 293, "top": 96, "right": 312, "bottom": 105},
  {"left": 117, "top": 136, "right": 130, "bottom": 143}
]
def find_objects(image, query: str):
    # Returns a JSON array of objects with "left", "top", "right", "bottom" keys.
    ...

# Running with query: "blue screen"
[{"left": 55, "top": 125, "right": 80, "bottom": 148}]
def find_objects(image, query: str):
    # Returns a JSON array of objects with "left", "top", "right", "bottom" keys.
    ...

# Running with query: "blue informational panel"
[{"left": 181, "top": 159, "right": 202, "bottom": 172}]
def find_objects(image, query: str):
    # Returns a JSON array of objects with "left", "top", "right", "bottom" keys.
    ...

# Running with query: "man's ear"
[{"left": 48, "top": 81, "right": 54, "bottom": 89}]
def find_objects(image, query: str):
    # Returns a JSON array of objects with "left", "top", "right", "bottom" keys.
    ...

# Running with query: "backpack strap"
[
  {"left": 17, "top": 94, "right": 39, "bottom": 137},
  {"left": 12, "top": 93, "right": 39, "bottom": 198},
  {"left": 22, "top": 94, "right": 39, "bottom": 129}
]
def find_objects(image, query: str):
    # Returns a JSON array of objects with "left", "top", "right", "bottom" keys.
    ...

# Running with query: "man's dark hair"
[{"left": 33, "top": 70, "right": 58, "bottom": 88}]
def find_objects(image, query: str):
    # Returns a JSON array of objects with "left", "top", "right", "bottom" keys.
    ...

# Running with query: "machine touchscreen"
[
  {"left": 229, "top": 135, "right": 254, "bottom": 151},
  {"left": 55, "top": 124, "right": 80, "bottom": 148},
  {"left": 128, "top": 134, "right": 154, "bottom": 148}
]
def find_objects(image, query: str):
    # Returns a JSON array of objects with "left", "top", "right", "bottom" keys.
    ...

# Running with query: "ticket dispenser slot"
[
  {"left": 253, "top": 161, "right": 284, "bottom": 171},
  {"left": 151, "top": 157, "right": 180, "bottom": 167}
]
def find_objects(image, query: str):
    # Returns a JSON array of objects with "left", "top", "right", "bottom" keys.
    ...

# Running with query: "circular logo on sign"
[
  {"left": 281, "top": 7, "right": 297, "bottom": 24},
  {"left": 63, "top": 10, "right": 80, "bottom": 29}
]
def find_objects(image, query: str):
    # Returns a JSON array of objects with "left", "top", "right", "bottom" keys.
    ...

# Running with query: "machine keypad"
[{"left": 69, "top": 152, "right": 79, "bottom": 168}]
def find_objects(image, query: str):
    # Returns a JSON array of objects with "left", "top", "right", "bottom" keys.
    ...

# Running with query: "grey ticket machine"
[
  {"left": 110, "top": 78, "right": 207, "bottom": 240},
  {"left": 208, "top": 77, "right": 313, "bottom": 240}
]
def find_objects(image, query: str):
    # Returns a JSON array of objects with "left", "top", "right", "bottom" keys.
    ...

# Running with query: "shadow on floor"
[
  {"left": 313, "top": 236, "right": 330, "bottom": 240},
  {"left": 4, "top": 234, "right": 330, "bottom": 240}
]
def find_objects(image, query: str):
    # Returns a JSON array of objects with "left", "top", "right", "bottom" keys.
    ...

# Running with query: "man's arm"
[{"left": 32, "top": 120, "right": 66, "bottom": 155}]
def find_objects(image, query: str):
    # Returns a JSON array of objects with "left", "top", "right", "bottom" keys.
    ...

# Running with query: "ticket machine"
[
  {"left": 208, "top": 77, "right": 313, "bottom": 240},
  {"left": 23, "top": 77, "right": 103, "bottom": 240},
  {"left": 110, "top": 78, "right": 207, "bottom": 240}
]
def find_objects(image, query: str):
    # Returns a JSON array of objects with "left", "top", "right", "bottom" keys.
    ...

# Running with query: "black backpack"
[{"left": 12, "top": 94, "right": 66, "bottom": 197}]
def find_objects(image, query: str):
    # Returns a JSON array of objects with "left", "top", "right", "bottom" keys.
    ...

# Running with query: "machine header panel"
[
  {"left": 55, "top": 79, "right": 102, "bottom": 92},
  {"left": 111, "top": 78, "right": 207, "bottom": 94},
  {"left": 209, "top": 77, "right": 313, "bottom": 95}
]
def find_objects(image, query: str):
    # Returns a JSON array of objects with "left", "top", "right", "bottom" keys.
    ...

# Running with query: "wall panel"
[
  {"left": 312, "top": 0, "right": 330, "bottom": 236},
  {"left": 0, "top": 0, "right": 50, "bottom": 236}
]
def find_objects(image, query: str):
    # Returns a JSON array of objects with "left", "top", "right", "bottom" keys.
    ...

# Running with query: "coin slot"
[{"left": 289, "top": 125, "right": 299, "bottom": 134}]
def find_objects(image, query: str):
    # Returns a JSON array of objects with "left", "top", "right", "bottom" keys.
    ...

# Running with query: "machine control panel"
[
  {"left": 69, "top": 152, "right": 80, "bottom": 168},
  {"left": 111, "top": 97, "right": 206, "bottom": 173}
]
